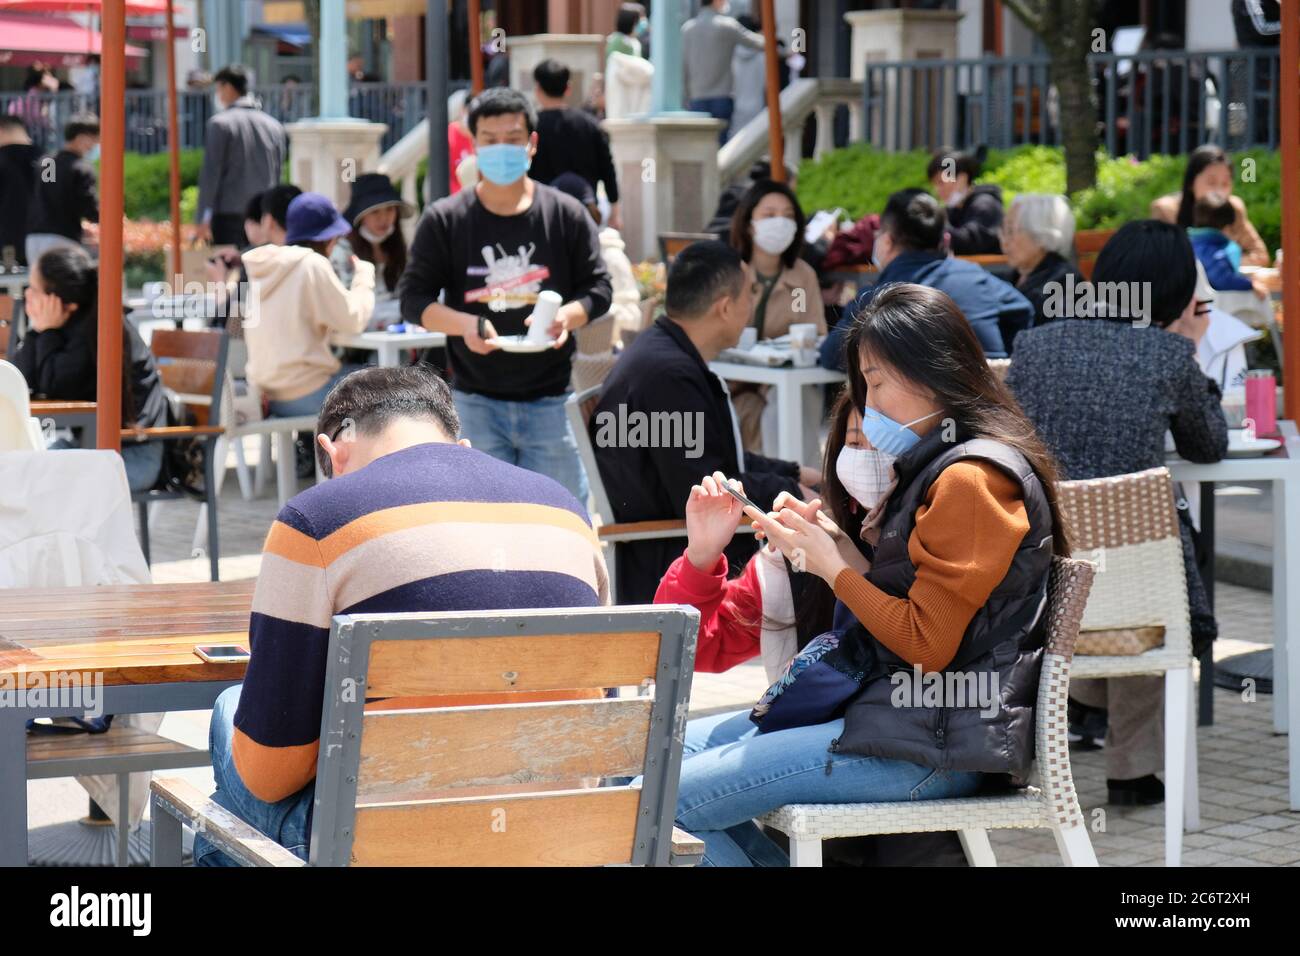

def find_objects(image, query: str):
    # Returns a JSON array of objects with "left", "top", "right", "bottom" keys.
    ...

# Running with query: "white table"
[
  {"left": 709, "top": 361, "right": 846, "bottom": 464},
  {"left": 334, "top": 329, "right": 448, "bottom": 368},
  {"left": 1167, "top": 419, "right": 1300, "bottom": 809}
]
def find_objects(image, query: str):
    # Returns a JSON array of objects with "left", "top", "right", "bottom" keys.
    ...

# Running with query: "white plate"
[
  {"left": 491, "top": 334, "right": 556, "bottom": 353},
  {"left": 1226, "top": 429, "right": 1281, "bottom": 458}
]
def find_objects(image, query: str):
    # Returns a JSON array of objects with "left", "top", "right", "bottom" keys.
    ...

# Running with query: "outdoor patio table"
[
  {"left": 333, "top": 329, "right": 448, "bottom": 368},
  {"left": 707, "top": 360, "right": 846, "bottom": 464},
  {"left": 1166, "top": 419, "right": 1300, "bottom": 809},
  {"left": 0, "top": 579, "right": 254, "bottom": 867},
  {"left": 29, "top": 400, "right": 97, "bottom": 449}
]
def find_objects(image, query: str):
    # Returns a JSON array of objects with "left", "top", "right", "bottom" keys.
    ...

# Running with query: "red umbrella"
[{"left": 0, "top": 0, "right": 167, "bottom": 12}]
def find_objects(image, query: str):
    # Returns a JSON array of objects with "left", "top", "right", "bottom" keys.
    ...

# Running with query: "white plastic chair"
[
  {"left": 0, "top": 359, "right": 43, "bottom": 451},
  {"left": 759, "top": 557, "right": 1100, "bottom": 867}
]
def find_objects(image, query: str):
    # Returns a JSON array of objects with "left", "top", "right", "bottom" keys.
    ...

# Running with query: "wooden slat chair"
[
  {"left": 566, "top": 385, "right": 753, "bottom": 604},
  {"left": 658, "top": 232, "right": 717, "bottom": 264},
  {"left": 151, "top": 606, "right": 705, "bottom": 866},
  {"left": 1056, "top": 467, "right": 1199, "bottom": 867},
  {"left": 956, "top": 253, "right": 1010, "bottom": 269},
  {"left": 128, "top": 328, "right": 228, "bottom": 582},
  {"left": 1073, "top": 228, "right": 1115, "bottom": 281},
  {"left": 758, "top": 556, "right": 1100, "bottom": 867}
]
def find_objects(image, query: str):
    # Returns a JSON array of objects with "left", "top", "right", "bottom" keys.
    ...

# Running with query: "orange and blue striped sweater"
[{"left": 231, "top": 441, "right": 609, "bottom": 803}]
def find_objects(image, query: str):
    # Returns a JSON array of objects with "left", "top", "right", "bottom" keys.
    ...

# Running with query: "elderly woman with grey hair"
[{"left": 1001, "top": 194, "right": 1085, "bottom": 326}]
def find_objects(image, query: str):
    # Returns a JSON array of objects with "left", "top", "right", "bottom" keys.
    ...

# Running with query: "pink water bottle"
[{"left": 1244, "top": 370, "right": 1277, "bottom": 439}]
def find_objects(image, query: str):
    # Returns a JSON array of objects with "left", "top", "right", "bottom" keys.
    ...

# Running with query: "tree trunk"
[{"left": 1051, "top": 44, "right": 1099, "bottom": 195}]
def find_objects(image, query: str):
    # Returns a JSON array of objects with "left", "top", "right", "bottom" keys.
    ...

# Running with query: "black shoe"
[
  {"left": 1067, "top": 700, "right": 1108, "bottom": 750},
  {"left": 1108, "top": 774, "right": 1164, "bottom": 806}
]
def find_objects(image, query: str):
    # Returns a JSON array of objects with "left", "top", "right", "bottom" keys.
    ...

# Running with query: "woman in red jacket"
[{"left": 655, "top": 392, "right": 872, "bottom": 679}]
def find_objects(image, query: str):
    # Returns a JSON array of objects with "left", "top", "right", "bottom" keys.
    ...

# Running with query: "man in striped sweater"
[{"left": 196, "top": 366, "right": 609, "bottom": 866}]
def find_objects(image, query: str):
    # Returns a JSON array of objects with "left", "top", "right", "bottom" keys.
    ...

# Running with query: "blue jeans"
[
  {"left": 121, "top": 440, "right": 164, "bottom": 493},
  {"left": 673, "top": 708, "right": 983, "bottom": 866},
  {"left": 266, "top": 365, "right": 363, "bottom": 419},
  {"left": 453, "top": 389, "right": 589, "bottom": 503},
  {"left": 193, "top": 685, "right": 315, "bottom": 867},
  {"left": 688, "top": 96, "right": 734, "bottom": 144}
]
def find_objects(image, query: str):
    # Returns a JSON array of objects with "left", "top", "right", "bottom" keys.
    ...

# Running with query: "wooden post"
[
  {"left": 1282, "top": 0, "right": 1299, "bottom": 421},
  {"left": 761, "top": 0, "right": 784, "bottom": 181},
  {"left": 165, "top": 0, "right": 182, "bottom": 285},
  {"left": 96, "top": 0, "right": 125, "bottom": 452},
  {"left": 469, "top": 0, "right": 483, "bottom": 94}
]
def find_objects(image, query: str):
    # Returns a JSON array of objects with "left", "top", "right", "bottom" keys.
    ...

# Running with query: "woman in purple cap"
[{"left": 241, "top": 192, "right": 376, "bottom": 420}]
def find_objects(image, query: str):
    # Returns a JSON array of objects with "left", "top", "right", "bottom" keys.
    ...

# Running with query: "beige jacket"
[
  {"left": 751, "top": 258, "right": 827, "bottom": 339},
  {"left": 1149, "top": 191, "right": 1270, "bottom": 267},
  {"left": 242, "top": 244, "right": 375, "bottom": 402}
]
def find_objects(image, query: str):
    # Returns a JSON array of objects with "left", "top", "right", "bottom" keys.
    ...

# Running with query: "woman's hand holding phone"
[{"left": 684, "top": 472, "right": 748, "bottom": 572}]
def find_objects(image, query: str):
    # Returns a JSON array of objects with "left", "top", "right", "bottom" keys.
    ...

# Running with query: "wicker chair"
[
  {"left": 758, "top": 556, "right": 1099, "bottom": 867},
  {"left": 1056, "top": 467, "right": 1199, "bottom": 867}
]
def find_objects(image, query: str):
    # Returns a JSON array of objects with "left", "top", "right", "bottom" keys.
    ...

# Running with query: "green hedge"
[
  {"left": 121, "top": 150, "right": 205, "bottom": 221},
  {"left": 795, "top": 144, "right": 1282, "bottom": 256}
]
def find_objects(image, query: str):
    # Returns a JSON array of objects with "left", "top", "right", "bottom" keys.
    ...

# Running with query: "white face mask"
[
  {"left": 359, "top": 223, "right": 395, "bottom": 244},
  {"left": 752, "top": 216, "right": 798, "bottom": 256},
  {"left": 836, "top": 445, "right": 897, "bottom": 511},
  {"left": 212, "top": 93, "right": 224, "bottom": 112},
  {"left": 945, "top": 189, "right": 967, "bottom": 208}
]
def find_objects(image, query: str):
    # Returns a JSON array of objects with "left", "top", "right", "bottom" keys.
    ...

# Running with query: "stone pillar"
[
  {"left": 845, "top": 9, "right": 962, "bottom": 148},
  {"left": 604, "top": 115, "right": 725, "bottom": 263},
  {"left": 286, "top": 121, "right": 389, "bottom": 210},
  {"left": 319, "top": 0, "right": 348, "bottom": 119},
  {"left": 506, "top": 34, "right": 605, "bottom": 106},
  {"left": 651, "top": 0, "right": 688, "bottom": 113}
]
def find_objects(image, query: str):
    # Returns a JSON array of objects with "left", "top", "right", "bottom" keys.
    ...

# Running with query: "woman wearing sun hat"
[
  {"left": 242, "top": 191, "right": 376, "bottom": 418},
  {"left": 340, "top": 173, "right": 415, "bottom": 309}
]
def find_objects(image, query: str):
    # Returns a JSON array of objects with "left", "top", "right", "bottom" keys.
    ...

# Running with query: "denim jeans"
[
  {"left": 673, "top": 708, "right": 984, "bottom": 866},
  {"left": 193, "top": 685, "right": 315, "bottom": 867},
  {"left": 121, "top": 440, "right": 164, "bottom": 493},
  {"left": 452, "top": 389, "right": 589, "bottom": 503},
  {"left": 265, "top": 365, "right": 364, "bottom": 419},
  {"left": 688, "top": 96, "right": 734, "bottom": 144}
]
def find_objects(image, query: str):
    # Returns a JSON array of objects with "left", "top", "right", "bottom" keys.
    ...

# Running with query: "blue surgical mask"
[
  {"left": 86, "top": 144, "right": 101, "bottom": 163},
  {"left": 476, "top": 143, "right": 531, "bottom": 186},
  {"left": 860, "top": 406, "right": 942, "bottom": 456},
  {"left": 635, "top": 18, "right": 649, "bottom": 37}
]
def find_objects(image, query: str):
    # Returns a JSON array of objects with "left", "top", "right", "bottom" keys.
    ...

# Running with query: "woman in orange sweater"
[{"left": 665, "top": 282, "right": 1070, "bottom": 866}]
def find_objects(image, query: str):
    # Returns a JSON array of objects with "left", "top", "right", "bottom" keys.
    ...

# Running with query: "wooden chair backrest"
[
  {"left": 1073, "top": 228, "right": 1115, "bottom": 281},
  {"left": 310, "top": 607, "right": 699, "bottom": 867},
  {"left": 149, "top": 328, "right": 228, "bottom": 426},
  {"left": 658, "top": 232, "right": 717, "bottom": 264}
]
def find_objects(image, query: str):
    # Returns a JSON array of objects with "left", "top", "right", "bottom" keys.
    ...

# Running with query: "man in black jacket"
[
  {"left": 592, "top": 240, "right": 817, "bottom": 602},
  {"left": 927, "top": 148, "right": 1004, "bottom": 256},
  {"left": 25, "top": 114, "right": 100, "bottom": 266},
  {"left": 0, "top": 116, "right": 39, "bottom": 266},
  {"left": 529, "top": 59, "right": 622, "bottom": 230}
]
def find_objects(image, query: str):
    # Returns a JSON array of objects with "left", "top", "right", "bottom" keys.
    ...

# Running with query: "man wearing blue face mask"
[
  {"left": 400, "top": 87, "right": 613, "bottom": 502},
  {"left": 25, "top": 114, "right": 100, "bottom": 268}
]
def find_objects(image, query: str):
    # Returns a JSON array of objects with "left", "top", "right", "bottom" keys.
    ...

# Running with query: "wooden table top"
[
  {"left": 29, "top": 400, "right": 97, "bottom": 416},
  {"left": 0, "top": 580, "right": 255, "bottom": 686}
]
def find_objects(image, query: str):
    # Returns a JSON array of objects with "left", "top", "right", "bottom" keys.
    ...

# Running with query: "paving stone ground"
[{"left": 24, "top": 450, "right": 1300, "bottom": 865}]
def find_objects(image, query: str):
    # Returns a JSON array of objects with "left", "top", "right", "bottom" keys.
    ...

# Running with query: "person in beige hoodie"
[{"left": 242, "top": 191, "right": 376, "bottom": 417}]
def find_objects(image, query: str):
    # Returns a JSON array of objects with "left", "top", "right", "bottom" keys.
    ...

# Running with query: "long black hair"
[
  {"left": 35, "top": 245, "right": 137, "bottom": 426},
  {"left": 1176, "top": 144, "right": 1230, "bottom": 228},
  {"left": 844, "top": 283, "right": 1071, "bottom": 556}
]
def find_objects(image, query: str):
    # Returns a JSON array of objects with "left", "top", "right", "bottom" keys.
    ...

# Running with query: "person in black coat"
[
  {"left": 928, "top": 147, "right": 1004, "bottom": 256},
  {"left": 1006, "top": 220, "right": 1228, "bottom": 807},
  {"left": 12, "top": 246, "right": 167, "bottom": 492},
  {"left": 1002, "top": 193, "right": 1087, "bottom": 328},
  {"left": 0, "top": 116, "right": 40, "bottom": 266},
  {"left": 592, "top": 241, "right": 819, "bottom": 603},
  {"left": 25, "top": 114, "right": 100, "bottom": 266}
]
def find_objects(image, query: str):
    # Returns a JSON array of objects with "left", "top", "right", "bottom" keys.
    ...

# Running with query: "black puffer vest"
[{"left": 834, "top": 428, "right": 1055, "bottom": 777}]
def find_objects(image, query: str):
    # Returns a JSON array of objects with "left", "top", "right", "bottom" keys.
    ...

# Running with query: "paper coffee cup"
[
  {"left": 788, "top": 323, "right": 817, "bottom": 347},
  {"left": 528, "top": 290, "right": 563, "bottom": 342}
]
